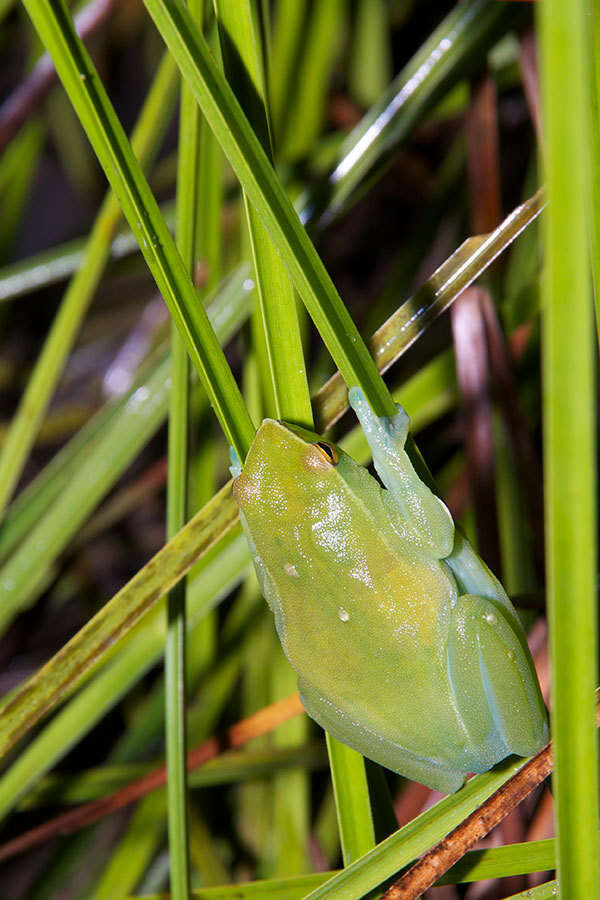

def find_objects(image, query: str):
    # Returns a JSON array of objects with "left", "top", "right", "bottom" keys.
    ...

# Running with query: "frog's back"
[
  {"left": 233, "top": 420, "right": 546, "bottom": 792},
  {"left": 239, "top": 444, "right": 482, "bottom": 779}
]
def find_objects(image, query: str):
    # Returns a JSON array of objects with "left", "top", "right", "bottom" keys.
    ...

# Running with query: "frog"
[{"left": 230, "top": 387, "right": 548, "bottom": 793}]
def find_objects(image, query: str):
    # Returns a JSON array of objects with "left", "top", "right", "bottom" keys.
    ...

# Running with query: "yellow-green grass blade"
[
  {"left": 0, "top": 52, "right": 179, "bottom": 515},
  {"left": 589, "top": 3, "right": 600, "bottom": 341},
  {"left": 348, "top": 0, "right": 391, "bottom": 110},
  {"left": 21, "top": 0, "right": 254, "bottom": 458},
  {"left": 140, "top": 0, "right": 395, "bottom": 417},
  {"left": 0, "top": 528, "right": 250, "bottom": 819},
  {"left": 539, "top": 0, "right": 600, "bottom": 896},
  {"left": 314, "top": 188, "right": 544, "bottom": 430}
]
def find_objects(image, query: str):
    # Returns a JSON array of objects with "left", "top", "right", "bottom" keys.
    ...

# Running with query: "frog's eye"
[{"left": 312, "top": 441, "right": 338, "bottom": 465}]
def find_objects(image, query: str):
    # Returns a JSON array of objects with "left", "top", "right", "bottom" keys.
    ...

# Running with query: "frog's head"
[
  {"left": 231, "top": 419, "right": 343, "bottom": 522},
  {"left": 231, "top": 419, "right": 345, "bottom": 500}
]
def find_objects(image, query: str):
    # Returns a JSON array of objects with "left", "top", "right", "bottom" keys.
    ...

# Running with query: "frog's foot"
[
  {"left": 298, "top": 679, "right": 467, "bottom": 794},
  {"left": 348, "top": 387, "right": 410, "bottom": 451},
  {"left": 446, "top": 594, "right": 548, "bottom": 766},
  {"left": 347, "top": 387, "right": 454, "bottom": 558},
  {"left": 229, "top": 446, "right": 243, "bottom": 478}
]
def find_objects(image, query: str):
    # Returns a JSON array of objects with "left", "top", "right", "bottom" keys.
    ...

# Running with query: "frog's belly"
[{"left": 272, "top": 558, "right": 489, "bottom": 773}]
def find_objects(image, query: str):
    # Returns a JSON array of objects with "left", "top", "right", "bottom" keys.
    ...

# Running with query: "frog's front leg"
[
  {"left": 446, "top": 594, "right": 548, "bottom": 768},
  {"left": 348, "top": 387, "right": 454, "bottom": 557}
]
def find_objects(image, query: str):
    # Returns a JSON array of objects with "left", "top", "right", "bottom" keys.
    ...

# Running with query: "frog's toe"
[{"left": 447, "top": 594, "right": 548, "bottom": 763}]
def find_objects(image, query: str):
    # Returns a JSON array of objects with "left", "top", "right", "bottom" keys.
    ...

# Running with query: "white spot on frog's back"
[
  {"left": 310, "top": 491, "right": 353, "bottom": 555},
  {"left": 284, "top": 562, "right": 299, "bottom": 577},
  {"left": 348, "top": 560, "right": 374, "bottom": 589},
  {"left": 484, "top": 612, "right": 498, "bottom": 626},
  {"left": 338, "top": 607, "right": 349, "bottom": 622}
]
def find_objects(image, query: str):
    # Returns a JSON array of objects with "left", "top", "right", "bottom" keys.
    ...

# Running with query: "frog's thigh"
[
  {"left": 298, "top": 679, "right": 466, "bottom": 794},
  {"left": 447, "top": 594, "right": 547, "bottom": 760}
]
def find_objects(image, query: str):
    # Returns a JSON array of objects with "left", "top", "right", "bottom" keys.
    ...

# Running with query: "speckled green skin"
[{"left": 231, "top": 389, "right": 548, "bottom": 793}]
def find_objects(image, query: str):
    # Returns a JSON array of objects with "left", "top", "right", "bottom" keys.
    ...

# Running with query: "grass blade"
[
  {"left": 0, "top": 52, "right": 178, "bottom": 514},
  {"left": 538, "top": 0, "right": 600, "bottom": 895},
  {"left": 141, "top": 0, "right": 395, "bottom": 417},
  {"left": 21, "top": 0, "right": 254, "bottom": 458},
  {"left": 0, "top": 528, "right": 250, "bottom": 819}
]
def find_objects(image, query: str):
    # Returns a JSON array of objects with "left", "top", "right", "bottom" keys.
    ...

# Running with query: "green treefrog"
[{"left": 230, "top": 388, "right": 548, "bottom": 793}]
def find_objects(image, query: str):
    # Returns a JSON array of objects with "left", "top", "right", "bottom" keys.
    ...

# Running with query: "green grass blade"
[
  {"left": 539, "top": 0, "right": 600, "bottom": 896},
  {"left": 0, "top": 52, "right": 178, "bottom": 515},
  {"left": 279, "top": 0, "right": 345, "bottom": 163},
  {"left": 0, "top": 203, "right": 174, "bottom": 303},
  {"left": 0, "top": 120, "right": 43, "bottom": 262},
  {"left": 215, "top": 0, "right": 311, "bottom": 427},
  {"left": 269, "top": 0, "right": 306, "bottom": 143},
  {"left": 118, "top": 836, "right": 564, "bottom": 897},
  {"left": 503, "top": 883, "right": 558, "bottom": 900},
  {"left": 93, "top": 791, "right": 167, "bottom": 900},
  {"left": 325, "top": 735, "right": 375, "bottom": 865},
  {"left": 141, "top": 0, "right": 395, "bottom": 417},
  {"left": 164, "top": 4, "right": 208, "bottom": 894},
  {"left": 22, "top": 743, "right": 328, "bottom": 808},
  {"left": 21, "top": 0, "right": 254, "bottom": 458},
  {"left": 215, "top": 3, "right": 313, "bottom": 875}
]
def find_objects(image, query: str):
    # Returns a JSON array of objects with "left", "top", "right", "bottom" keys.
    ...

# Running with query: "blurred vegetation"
[{"left": 0, "top": 1, "right": 597, "bottom": 899}]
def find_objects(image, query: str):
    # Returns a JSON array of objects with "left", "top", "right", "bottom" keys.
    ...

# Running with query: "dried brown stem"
[
  {"left": 383, "top": 699, "right": 600, "bottom": 900},
  {"left": 383, "top": 745, "right": 553, "bottom": 900},
  {"left": 451, "top": 286, "right": 501, "bottom": 575},
  {"left": 519, "top": 28, "right": 543, "bottom": 148},
  {"left": 0, "top": 692, "right": 304, "bottom": 863}
]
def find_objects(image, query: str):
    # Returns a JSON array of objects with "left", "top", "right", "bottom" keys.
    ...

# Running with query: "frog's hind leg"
[
  {"left": 298, "top": 679, "right": 467, "bottom": 794},
  {"left": 446, "top": 594, "right": 548, "bottom": 768}
]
